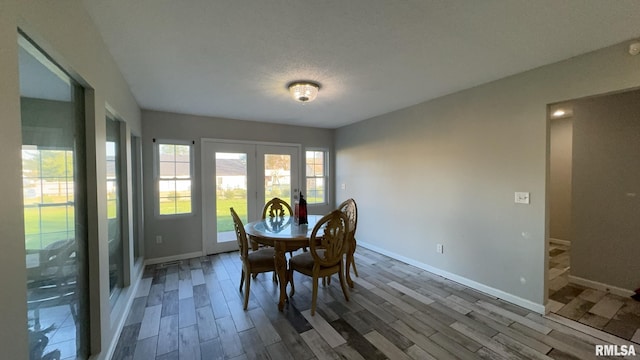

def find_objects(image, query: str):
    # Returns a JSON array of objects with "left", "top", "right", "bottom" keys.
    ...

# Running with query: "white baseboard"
[
  {"left": 358, "top": 241, "right": 546, "bottom": 314},
  {"left": 145, "top": 251, "right": 204, "bottom": 266},
  {"left": 568, "top": 275, "right": 634, "bottom": 297},
  {"left": 549, "top": 238, "right": 570, "bottom": 246}
]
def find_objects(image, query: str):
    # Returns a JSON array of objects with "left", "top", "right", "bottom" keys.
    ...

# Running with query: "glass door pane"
[
  {"left": 20, "top": 35, "right": 89, "bottom": 359},
  {"left": 264, "top": 154, "right": 291, "bottom": 203},
  {"left": 257, "top": 145, "right": 300, "bottom": 216},
  {"left": 202, "top": 140, "right": 257, "bottom": 254},
  {"left": 215, "top": 152, "right": 248, "bottom": 243}
]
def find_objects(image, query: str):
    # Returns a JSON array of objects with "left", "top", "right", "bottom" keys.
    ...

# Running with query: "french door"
[{"left": 202, "top": 140, "right": 300, "bottom": 254}]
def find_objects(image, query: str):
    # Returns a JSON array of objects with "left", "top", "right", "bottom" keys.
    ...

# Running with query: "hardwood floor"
[
  {"left": 548, "top": 244, "right": 640, "bottom": 343},
  {"left": 113, "top": 247, "right": 638, "bottom": 359}
]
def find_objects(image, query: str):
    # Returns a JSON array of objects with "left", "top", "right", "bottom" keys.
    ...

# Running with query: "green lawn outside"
[
  {"left": 215, "top": 198, "right": 248, "bottom": 232},
  {"left": 24, "top": 194, "right": 306, "bottom": 249}
]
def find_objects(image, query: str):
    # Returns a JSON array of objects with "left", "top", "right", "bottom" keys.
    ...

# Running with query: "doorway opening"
[{"left": 546, "top": 89, "right": 640, "bottom": 343}]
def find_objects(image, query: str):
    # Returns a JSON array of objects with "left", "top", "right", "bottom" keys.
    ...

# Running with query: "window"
[
  {"left": 156, "top": 142, "right": 193, "bottom": 215},
  {"left": 305, "top": 150, "right": 327, "bottom": 204}
]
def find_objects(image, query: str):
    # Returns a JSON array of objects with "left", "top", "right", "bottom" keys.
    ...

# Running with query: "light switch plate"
[{"left": 515, "top": 192, "right": 530, "bottom": 204}]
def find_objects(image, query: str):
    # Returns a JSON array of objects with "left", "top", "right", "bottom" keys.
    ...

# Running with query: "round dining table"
[{"left": 244, "top": 214, "right": 323, "bottom": 311}]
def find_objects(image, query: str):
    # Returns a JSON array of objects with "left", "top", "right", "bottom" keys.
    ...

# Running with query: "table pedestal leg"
[{"left": 274, "top": 241, "right": 288, "bottom": 311}]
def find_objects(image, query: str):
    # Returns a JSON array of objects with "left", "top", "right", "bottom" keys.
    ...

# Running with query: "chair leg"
[
  {"left": 272, "top": 271, "right": 278, "bottom": 283},
  {"left": 288, "top": 268, "right": 296, "bottom": 297},
  {"left": 311, "top": 277, "right": 318, "bottom": 316},
  {"left": 243, "top": 272, "right": 251, "bottom": 310},
  {"left": 339, "top": 264, "right": 350, "bottom": 302},
  {"left": 350, "top": 238, "right": 359, "bottom": 277},
  {"left": 239, "top": 270, "right": 245, "bottom": 292}
]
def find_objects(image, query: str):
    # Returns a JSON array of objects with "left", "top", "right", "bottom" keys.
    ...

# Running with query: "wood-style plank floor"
[{"left": 113, "top": 247, "right": 639, "bottom": 359}]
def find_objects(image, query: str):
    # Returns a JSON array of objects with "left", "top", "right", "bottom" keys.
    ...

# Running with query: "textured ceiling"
[{"left": 83, "top": 0, "right": 640, "bottom": 129}]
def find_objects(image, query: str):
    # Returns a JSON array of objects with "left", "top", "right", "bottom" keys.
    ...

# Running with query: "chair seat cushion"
[
  {"left": 290, "top": 250, "right": 326, "bottom": 270},
  {"left": 247, "top": 247, "right": 275, "bottom": 267}
]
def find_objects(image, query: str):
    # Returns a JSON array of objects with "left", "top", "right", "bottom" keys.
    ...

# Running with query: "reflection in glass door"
[
  {"left": 106, "top": 116, "right": 124, "bottom": 299},
  {"left": 19, "top": 35, "right": 89, "bottom": 359}
]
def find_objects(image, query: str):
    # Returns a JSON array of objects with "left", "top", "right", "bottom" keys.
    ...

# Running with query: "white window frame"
[
  {"left": 305, "top": 148, "right": 329, "bottom": 205},
  {"left": 154, "top": 139, "right": 195, "bottom": 217}
]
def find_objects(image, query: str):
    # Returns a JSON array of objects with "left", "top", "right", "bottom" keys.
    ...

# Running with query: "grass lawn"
[{"left": 24, "top": 194, "right": 319, "bottom": 249}]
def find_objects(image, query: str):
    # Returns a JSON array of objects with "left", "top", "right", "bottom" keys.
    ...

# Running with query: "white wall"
[
  {"left": 335, "top": 40, "right": 640, "bottom": 311},
  {"left": 142, "top": 110, "right": 334, "bottom": 260},
  {"left": 0, "top": 1, "right": 141, "bottom": 358}
]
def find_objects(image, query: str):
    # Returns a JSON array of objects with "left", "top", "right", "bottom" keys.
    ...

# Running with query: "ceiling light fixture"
[
  {"left": 288, "top": 81, "right": 320, "bottom": 102},
  {"left": 552, "top": 109, "right": 566, "bottom": 117}
]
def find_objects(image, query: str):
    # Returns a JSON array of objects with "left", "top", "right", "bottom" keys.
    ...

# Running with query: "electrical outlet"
[
  {"left": 436, "top": 244, "right": 443, "bottom": 254},
  {"left": 156, "top": 235, "right": 162, "bottom": 244}
]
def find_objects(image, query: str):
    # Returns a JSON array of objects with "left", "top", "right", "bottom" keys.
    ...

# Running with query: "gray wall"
[
  {"left": 571, "top": 89, "right": 640, "bottom": 291},
  {"left": 549, "top": 117, "right": 573, "bottom": 242},
  {"left": 335, "top": 41, "right": 640, "bottom": 309},
  {"left": 142, "top": 110, "right": 334, "bottom": 260},
  {"left": 0, "top": 1, "right": 141, "bottom": 359}
]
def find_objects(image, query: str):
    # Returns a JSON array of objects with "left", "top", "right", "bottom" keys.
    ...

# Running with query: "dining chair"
[
  {"left": 338, "top": 198, "right": 359, "bottom": 284},
  {"left": 288, "top": 210, "right": 350, "bottom": 316},
  {"left": 324, "top": 198, "right": 358, "bottom": 287},
  {"left": 231, "top": 207, "right": 277, "bottom": 310},
  {"left": 250, "top": 197, "right": 294, "bottom": 251},
  {"left": 261, "top": 197, "right": 293, "bottom": 219}
]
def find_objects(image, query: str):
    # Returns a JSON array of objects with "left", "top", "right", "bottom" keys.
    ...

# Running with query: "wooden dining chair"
[
  {"left": 339, "top": 198, "right": 359, "bottom": 285},
  {"left": 288, "top": 210, "right": 350, "bottom": 316},
  {"left": 260, "top": 197, "right": 306, "bottom": 256},
  {"left": 261, "top": 197, "right": 293, "bottom": 219},
  {"left": 230, "top": 207, "right": 277, "bottom": 310},
  {"left": 324, "top": 198, "right": 358, "bottom": 287},
  {"left": 250, "top": 197, "right": 294, "bottom": 251}
]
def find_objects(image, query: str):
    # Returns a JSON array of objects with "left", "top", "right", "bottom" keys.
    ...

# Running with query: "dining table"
[{"left": 244, "top": 214, "right": 324, "bottom": 311}]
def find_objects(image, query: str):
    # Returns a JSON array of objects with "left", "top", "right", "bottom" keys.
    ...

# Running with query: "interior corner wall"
[
  {"left": 335, "top": 40, "right": 640, "bottom": 309},
  {"left": 141, "top": 110, "right": 334, "bottom": 260},
  {"left": 570, "top": 89, "right": 640, "bottom": 292},
  {"left": 549, "top": 118, "right": 573, "bottom": 242},
  {"left": 0, "top": 1, "right": 141, "bottom": 359}
]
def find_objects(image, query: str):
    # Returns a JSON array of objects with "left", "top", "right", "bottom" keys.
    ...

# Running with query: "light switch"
[{"left": 515, "top": 192, "right": 530, "bottom": 204}]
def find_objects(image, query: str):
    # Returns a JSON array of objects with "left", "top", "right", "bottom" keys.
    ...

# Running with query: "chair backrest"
[
  {"left": 309, "top": 210, "right": 349, "bottom": 267},
  {"left": 262, "top": 197, "right": 293, "bottom": 219},
  {"left": 230, "top": 207, "right": 249, "bottom": 259},
  {"left": 337, "top": 198, "right": 357, "bottom": 237}
]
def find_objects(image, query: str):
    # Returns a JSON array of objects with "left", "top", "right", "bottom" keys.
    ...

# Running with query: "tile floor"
[
  {"left": 548, "top": 243, "right": 640, "bottom": 343},
  {"left": 112, "top": 247, "right": 639, "bottom": 359}
]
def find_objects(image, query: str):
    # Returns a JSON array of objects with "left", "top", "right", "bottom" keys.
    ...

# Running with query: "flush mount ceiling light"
[{"left": 288, "top": 81, "right": 320, "bottom": 102}]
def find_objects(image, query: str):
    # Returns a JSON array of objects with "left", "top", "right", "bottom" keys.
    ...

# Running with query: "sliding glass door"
[{"left": 19, "top": 35, "right": 89, "bottom": 359}]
